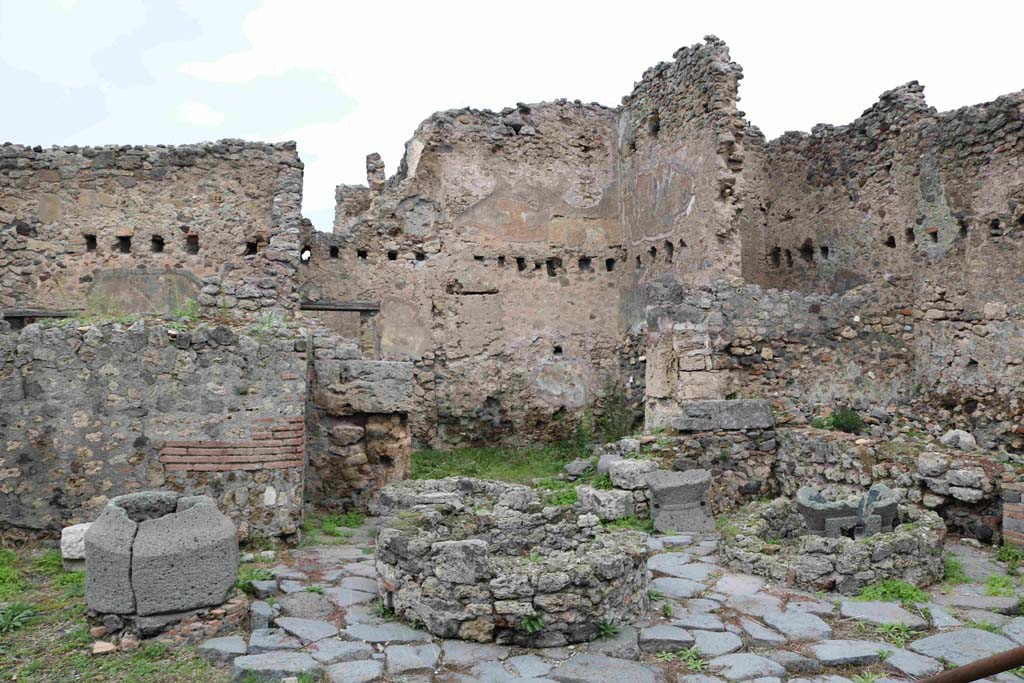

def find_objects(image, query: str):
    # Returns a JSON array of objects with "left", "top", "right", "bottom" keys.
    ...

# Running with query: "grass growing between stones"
[
  {"left": 856, "top": 579, "right": 928, "bottom": 608},
  {"left": 943, "top": 557, "right": 971, "bottom": 585},
  {"left": 411, "top": 441, "right": 588, "bottom": 484},
  {"left": 0, "top": 546, "right": 229, "bottom": 683}
]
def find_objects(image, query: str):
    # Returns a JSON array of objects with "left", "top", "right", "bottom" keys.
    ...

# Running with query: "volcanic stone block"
[
  {"left": 110, "top": 490, "right": 179, "bottom": 522},
  {"left": 577, "top": 486, "right": 635, "bottom": 521},
  {"left": 131, "top": 498, "right": 238, "bottom": 616},
  {"left": 85, "top": 505, "right": 138, "bottom": 614},
  {"left": 431, "top": 539, "right": 488, "bottom": 584},
  {"left": 667, "top": 399, "right": 774, "bottom": 432},
  {"left": 648, "top": 469, "right": 714, "bottom": 533}
]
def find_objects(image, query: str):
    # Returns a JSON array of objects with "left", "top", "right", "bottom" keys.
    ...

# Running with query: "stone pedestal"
[{"left": 648, "top": 469, "right": 714, "bottom": 533}]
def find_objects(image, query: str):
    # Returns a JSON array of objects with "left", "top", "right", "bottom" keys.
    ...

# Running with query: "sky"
[{"left": 2, "top": 1, "right": 1022, "bottom": 231}]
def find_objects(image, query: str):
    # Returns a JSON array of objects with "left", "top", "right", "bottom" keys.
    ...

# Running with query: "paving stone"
[
  {"left": 651, "top": 577, "right": 706, "bottom": 599},
  {"left": 908, "top": 628, "right": 1018, "bottom": 666},
  {"left": 932, "top": 593, "right": 1019, "bottom": 615},
  {"left": 325, "top": 659, "right": 384, "bottom": 683},
  {"left": 811, "top": 640, "right": 885, "bottom": 666},
  {"left": 248, "top": 628, "right": 302, "bottom": 654},
  {"left": 647, "top": 552, "right": 693, "bottom": 575},
  {"left": 839, "top": 601, "right": 927, "bottom": 628},
  {"left": 707, "top": 653, "right": 786, "bottom": 681},
  {"left": 275, "top": 616, "right": 339, "bottom": 644},
  {"left": 306, "top": 639, "right": 374, "bottom": 664},
  {"left": 922, "top": 602, "right": 961, "bottom": 629},
  {"left": 343, "top": 562, "right": 378, "bottom": 579},
  {"left": 233, "top": 651, "right": 322, "bottom": 682},
  {"left": 339, "top": 576, "right": 378, "bottom": 594},
  {"left": 507, "top": 654, "right": 553, "bottom": 677},
  {"left": 673, "top": 611, "right": 725, "bottom": 631},
  {"left": 550, "top": 654, "right": 663, "bottom": 683},
  {"left": 670, "top": 563, "right": 720, "bottom": 581},
  {"left": 385, "top": 643, "right": 441, "bottom": 675},
  {"left": 789, "top": 677, "right": 852, "bottom": 683},
  {"left": 764, "top": 650, "right": 821, "bottom": 674},
  {"left": 1002, "top": 617, "right": 1024, "bottom": 645},
  {"left": 640, "top": 624, "right": 694, "bottom": 652},
  {"left": 725, "top": 593, "right": 782, "bottom": 617},
  {"left": 250, "top": 600, "right": 277, "bottom": 630},
  {"left": 271, "top": 565, "right": 308, "bottom": 581},
  {"left": 346, "top": 621, "right": 431, "bottom": 643},
  {"left": 465, "top": 660, "right": 517, "bottom": 682},
  {"left": 787, "top": 599, "right": 834, "bottom": 615},
  {"left": 279, "top": 580, "right": 307, "bottom": 594},
  {"left": 441, "top": 640, "right": 511, "bottom": 667},
  {"left": 687, "top": 598, "right": 724, "bottom": 613},
  {"left": 739, "top": 618, "right": 787, "bottom": 646},
  {"left": 588, "top": 625, "right": 640, "bottom": 660},
  {"left": 680, "top": 677, "right": 727, "bottom": 683},
  {"left": 197, "top": 635, "right": 246, "bottom": 663},
  {"left": 884, "top": 648, "right": 942, "bottom": 677},
  {"left": 325, "top": 585, "right": 377, "bottom": 607},
  {"left": 692, "top": 630, "right": 743, "bottom": 656},
  {"left": 250, "top": 580, "right": 279, "bottom": 598},
  {"left": 278, "top": 590, "right": 336, "bottom": 619},
  {"left": 660, "top": 534, "right": 694, "bottom": 547},
  {"left": 961, "top": 609, "right": 1012, "bottom": 627},
  {"left": 647, "top": 537, "right": 666, "bottom": 553},
  {"left": 713, "top": 574, "right": 764, "bottom": 596},
  {"left": 762, "top": 610, "right": 831, "bottom": 640}
]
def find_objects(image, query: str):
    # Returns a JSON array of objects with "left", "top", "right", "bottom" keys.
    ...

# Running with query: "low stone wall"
[
  {"left": 373, "top": 478, "right": 649, "bottom": 646},
  {"left": 719, "top": 497, "right": 946, "bottom": 594},
  {"left": 0, "top": 318, "right": 307, "bottom": 540}
]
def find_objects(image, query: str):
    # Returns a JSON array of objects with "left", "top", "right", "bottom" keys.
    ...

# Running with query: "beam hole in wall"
[
  {"left": 958, "top": 218, "right": 969, "bottom": 239},
  {"left": 546, "top": 257, "right": 562, "bottom": 277},
  {"left": 819, "top": 245, "right": 830, "bottom": 260},
  {"left": 300, "top": 245, "right": 312, "bottom": 263},
  {"left": 245, "top": 241, "right": 258, "bottom": 256},
  {"left": 534, "top": 261, "right": 542, "bottom": 271},
  {"left": 769, "top": 246, "right": 781, "bottom": 267},
  {"left": 990, "top": 219, "right": 1002, "bottom": 237},
  {"left": 635, "top": 255, "right": 642, "bottom": 269},
  {"left": 516, "top": 257, "right": 526, "bottom": 272},
  {"left": 329, "top": 245, "right": 339, "bottom": 258},
  {"left": 798, "top": 238, "right": 814, "bottom": 263},
  {"left": 928, "top": 228, "right": 938, "bottom": 243},
  {"left": 84, "top": 234, "right": 97, "bottom": 252},
  {"left": 186, "top": 234, "right": 199, "bottom": 254},
  {"left": 884, "top": 235, "right": 896, "bottom": 248},
  {"left": 648, "top": 245, "right": 657, "bottom": 261},
  {"left": 473, "top": 255, "right": 485, "bottom": 262},
  {"left": 553, "top": 345, "right": 563, "bottom": 356},
  {"left": 648, "top": 110, "right": 661, "bottom": 138},
  {"left": 784, "top": 249, "right": 793, "bottom": 268},
  {"left": 357, "top": 249, "right": 368, "bottom": 259},
  {"left": 117, "top": 236, "right": 131, "bottom": 254},
  {"left": 605, "top": 257, "right": 616, "bottom": 272},
  {"left": 150, "top": 235, "right": 165, "bottom": 253},
  {"left": 905, "top": 227, "right": 916, "bottom": 244},
  {"left": 664, "top": 240, "right": 674, "bottom": 261},
  {"left": 679, "top": 239, "right": 687, "bottom": 250},
  {"left": 416, "top": 251, "right": 427, "bottom": 262},
  {"left": 579, "top": 257, "right": 593, "bottom": 272},
  {"left": 387, "top": 250, "right": 398, "bottom": 261}
]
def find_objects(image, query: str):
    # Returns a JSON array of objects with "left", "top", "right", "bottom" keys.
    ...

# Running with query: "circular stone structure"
[
  {"left": 85, "top": 491, "right": 238, "bottom": 623},
  {"left": 372, "top": 477, "right": 650, "bottom": 646},
  {"left": 718, "top": 488, "right": 945, "bottom": 595}
]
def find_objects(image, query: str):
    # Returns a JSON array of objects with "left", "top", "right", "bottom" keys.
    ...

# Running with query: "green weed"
[{"left": 857, "top": 580, "right": 928, "bottom": 607}]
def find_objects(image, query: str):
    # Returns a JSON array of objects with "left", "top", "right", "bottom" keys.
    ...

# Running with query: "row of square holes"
[{"left": 83, "top": 233, "right": 199, "bottom": 255}]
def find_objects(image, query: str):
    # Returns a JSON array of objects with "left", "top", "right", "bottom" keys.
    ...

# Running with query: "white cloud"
[{"left": 175, "top": 100, "right": 225, "bottom": 127}]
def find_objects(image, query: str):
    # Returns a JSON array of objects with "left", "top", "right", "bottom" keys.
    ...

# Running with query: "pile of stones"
[
  {"left": 719, "top": 486, "right": 946, "bottom": 594},
  {"left": 371, "top": 477, "right": 650, "bottom": 646},
  {"left": 85, "top": 491, "right": 239, "bottom": 635}
]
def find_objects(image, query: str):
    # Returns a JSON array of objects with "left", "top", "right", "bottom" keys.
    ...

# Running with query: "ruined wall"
[
  {"left": 0, "top": 141, "right": 304, "bottom": 319},
  {"left": 304, "top": 101, "right": 632, "bottom": 447},
  {"left": 0, "top": 319, "right": 307, "bottom": 540},
  {"left": 617, "top": 35, "right": 749, "bottom": 307}
]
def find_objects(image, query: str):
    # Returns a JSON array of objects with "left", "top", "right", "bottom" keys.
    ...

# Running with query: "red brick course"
[{"left": 158, "top": 417, "right": 305, "bottom": 472}]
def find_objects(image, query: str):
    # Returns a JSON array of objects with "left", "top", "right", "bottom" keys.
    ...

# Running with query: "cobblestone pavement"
[{"left": 203, "top": 519, "right": 1024, "bottom": 683}]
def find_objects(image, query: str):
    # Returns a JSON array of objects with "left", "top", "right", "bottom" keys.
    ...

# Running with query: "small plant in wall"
[
  {"left": 521, "top": 613, "right": 545, "bottom": 634},
  {"left": 811, "top": 407, "right": 864, "bottom": 434},
  {"left": 596, "top": 620, "right": 620, "bottom": 638}
]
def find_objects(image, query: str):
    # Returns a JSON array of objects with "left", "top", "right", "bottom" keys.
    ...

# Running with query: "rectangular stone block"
[{"left": 666, "top": 399, "right": 774, "bottom": 432}]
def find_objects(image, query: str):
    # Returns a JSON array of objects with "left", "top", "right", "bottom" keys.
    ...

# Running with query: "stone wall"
[
  {"left": 0, "top": 141, "right": 304, "bottom": 319},
  {"left": 0, "top": 318, "right": 308, "bottom": 540}
]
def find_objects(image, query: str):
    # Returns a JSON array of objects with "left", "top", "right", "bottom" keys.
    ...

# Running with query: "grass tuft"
[
  {"left": 857, "top": 579, "right": 928, "bottom": 607},
  {"left": 411, "top": 442, "right": 588, "bottom": 484}
]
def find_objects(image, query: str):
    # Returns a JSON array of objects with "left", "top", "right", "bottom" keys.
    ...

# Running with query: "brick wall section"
[
  {"left": 158, "top": 417, "right": 305, "bottom": 472},
  {"left": 1003, "top": 481, "right": 1024, "bottom": 547}
]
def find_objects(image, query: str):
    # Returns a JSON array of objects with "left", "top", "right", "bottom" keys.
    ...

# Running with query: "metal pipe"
[{"left": 918, "top": 646, "right": 1024, "bottom": 683}]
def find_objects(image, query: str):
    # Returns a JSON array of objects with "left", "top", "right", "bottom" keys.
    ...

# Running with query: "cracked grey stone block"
[{"left": 84, "top": 505, "right": 137, "bottom": 614}]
